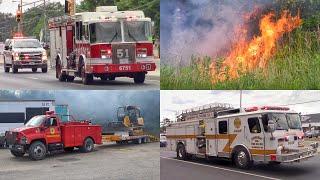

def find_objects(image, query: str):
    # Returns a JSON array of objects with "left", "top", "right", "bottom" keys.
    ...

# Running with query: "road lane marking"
[
  {"left": 160, "top": 156, "right": 281, "bottom": 180},
  {"left": 28, "top": 77, "right": 39, "bottom": 80}
]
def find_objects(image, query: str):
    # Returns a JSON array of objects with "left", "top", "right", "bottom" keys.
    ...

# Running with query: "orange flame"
[{"left": 210, "top": 11, "right": 302, "bottom": 83}]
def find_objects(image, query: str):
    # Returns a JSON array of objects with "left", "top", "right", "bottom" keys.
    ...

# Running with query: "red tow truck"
[{"left": 4, "top": 111, "right": 102, "bottom": 160}]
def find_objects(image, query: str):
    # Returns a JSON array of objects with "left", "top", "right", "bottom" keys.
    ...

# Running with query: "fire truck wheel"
[
  {"left": 233, "top": 147, "right": 253, "bottom": 169},
  {"left": 82, "top": 73, "right": 93, "bottom": 85},
  {"left": 177, "top": 144, "right": 188, "bottom": 160},
  {"left": 28, "top": 141, "right": 47, "bottom": 161},
  {"left": 80, "top": 138, "right": 94, "bottom": 153},
  {"left": 32, "top": 68, "right": 37, "bottom": 72},
  {"left": 42, "top": 67, "right": 48, "bottom": 73},
  {"left": 66, "top": 76, "right": 75, "bottom": 82},
  {"left": 134, "top": 73, "right": 145, "bottom": 84},
  {"left": 12, "top": 65, "right": 18, "bottom": 73},
  {"left": 64, "top": 147, "right": 74, "bottom": 152},
  {"left": 4, "top": 66, "right": 10, "bottom": 73},
  {"left": 10, "top": 150, "right": 25, "bottom": 157}
]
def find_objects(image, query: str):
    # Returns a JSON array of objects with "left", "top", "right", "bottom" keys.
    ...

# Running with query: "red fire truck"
[
  {"left": 5, "top": 111, "right": 102, "bottom": 160},
  {"left": 48, "top": 6, "right": 156, "bottom": 84}
]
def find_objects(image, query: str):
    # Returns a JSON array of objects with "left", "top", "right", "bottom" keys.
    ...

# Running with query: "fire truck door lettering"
[
  {"left": 119, "top": 66, "right": 131, "bottom": 71},
  {"left": 117, "top": 49, "right": 129, "bottom": 59}
]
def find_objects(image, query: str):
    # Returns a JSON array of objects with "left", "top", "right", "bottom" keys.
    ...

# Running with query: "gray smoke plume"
[
  {"left": 160, "top": 0, "right": 273, "bottom": 66},
  {"left": 0, "top": 90, "right": 160, "bottom": 136}
]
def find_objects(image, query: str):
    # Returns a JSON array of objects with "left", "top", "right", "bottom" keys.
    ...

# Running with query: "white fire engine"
[
  {"left": 166, "top": 105, "right": 318, "bottom": 169},
  {"left": 48, "top": 6, "right": 156, "bottom": 84}
]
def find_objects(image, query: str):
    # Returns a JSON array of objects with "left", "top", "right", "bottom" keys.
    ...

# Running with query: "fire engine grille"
[
  {"left": 19, "top": 52, "right": 42, "bottom": 61},
  {"left": 112, "top": 44, "right": 136, "bottom": 64},
  {"left": 5, "top": 131, "right": 18, "bottom": 145}
]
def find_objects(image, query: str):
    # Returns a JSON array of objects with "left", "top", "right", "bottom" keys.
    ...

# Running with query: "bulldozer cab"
[{"left": 117, "top": 106, "right": 144, "bottom": 127}]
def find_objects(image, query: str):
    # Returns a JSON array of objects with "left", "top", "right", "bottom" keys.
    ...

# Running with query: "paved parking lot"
[
  {"left": 0, "top": 142, "right": 160, "bottom": 180},
  {"left": 161, "top": 140, "right": 320, "bottom": 180}
]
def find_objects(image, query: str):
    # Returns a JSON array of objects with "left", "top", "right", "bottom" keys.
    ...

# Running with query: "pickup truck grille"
[
  {"left": 5, "top": 131, "right": 18, "bottom": 145},
  {"left": 19, "top": 52, "right": 42, "bottom": 61}
]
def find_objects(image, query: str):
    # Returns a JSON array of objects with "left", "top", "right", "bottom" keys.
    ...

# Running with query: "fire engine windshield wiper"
[
  {"left": 128, "top": 30, "right": 138, "bottom": 42},
  {"left": 109, "top": 32, "right": 118, "bottom": 43}
]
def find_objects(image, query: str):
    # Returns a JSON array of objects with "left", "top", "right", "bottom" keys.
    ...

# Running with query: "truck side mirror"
[{"left": 268, "top": 120, "right": 275, "bottom": 132}]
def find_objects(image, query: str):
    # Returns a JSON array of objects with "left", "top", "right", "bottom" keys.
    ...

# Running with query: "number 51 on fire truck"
[{"left": 48, "top": 6, "right": 156, "bottom": 85}]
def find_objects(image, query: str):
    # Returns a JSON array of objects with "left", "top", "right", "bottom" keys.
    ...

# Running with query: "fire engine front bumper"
[
  {"left": 7, "top": 144, "right": 25, "bottom": 153},
  {"left": 273, "top": 143, "right": 318, "bottom": 163},
  {"left": 13, "top": 61, "right": 47, "bottom": 68},
  {"left": 85, "top": 63, "right": 156, "bottom": 74}
]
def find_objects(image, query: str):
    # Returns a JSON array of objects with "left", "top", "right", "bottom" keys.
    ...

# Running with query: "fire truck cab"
[
  {"left": 49, "top": 6, "right": 156, "bottom": 84},
  {"left": 166, "top": 105, "right": 318, "bottom": 169}
]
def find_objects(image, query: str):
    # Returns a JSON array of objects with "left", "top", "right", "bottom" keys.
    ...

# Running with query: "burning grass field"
[{"left": 161, "top": 23, "right": 320, "bottom": 90}]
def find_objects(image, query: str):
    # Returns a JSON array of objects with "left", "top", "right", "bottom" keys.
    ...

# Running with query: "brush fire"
[{"left": 210, "top": 10, "right": 302, "bottom": 83}]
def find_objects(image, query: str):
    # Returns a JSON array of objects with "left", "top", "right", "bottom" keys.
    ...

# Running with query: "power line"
[{"left": 279, "top": 100, "right": 320, "bottom": 107}]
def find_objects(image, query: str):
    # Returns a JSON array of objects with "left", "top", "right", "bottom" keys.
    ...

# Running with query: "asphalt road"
[
  {"left": 161, "top": 146, "right": 320, "bottom": 180},
  {"left": 0, "top": 142, "right": 160, "bottom": 180},
  {"left": 0, "top": 56, "right": 160, "bottom": 90}
]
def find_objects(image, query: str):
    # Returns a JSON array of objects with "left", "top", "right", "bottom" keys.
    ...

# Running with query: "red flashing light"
[
  {"left": 270, "top": 154, "right": 277, "bottom": 161},
  {"left": 244, "top": 107, "right": 259, "bottom": 112},
  {"left": 260, "top": 106, "right": 290, "bottom": 111},
  {"left": 46, "top": 111, "right": 55, "bottom": 115}
]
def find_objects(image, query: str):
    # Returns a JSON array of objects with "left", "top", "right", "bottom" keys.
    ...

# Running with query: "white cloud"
[{"left": 161, "top": 90, "right": 320, "bottom": 121}]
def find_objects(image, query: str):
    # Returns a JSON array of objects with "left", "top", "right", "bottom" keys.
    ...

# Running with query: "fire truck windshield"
[
  {"left": 89, "top": 22, "right": 122, "bottom": 43},
  {"left": 124, "top": 21, "right": 152, "bottom": 42},
  {"left": 286, "top": 113, "right": 302, "bottom": 129},
  {"left": 13, "top": 39, "right": 42, "bottom": 48},
  {"left": 25, "top": 115, "right": 46, "bottom": 127},
  {"left": 269, "top": 113, "right": 289, "bottom": 130}
]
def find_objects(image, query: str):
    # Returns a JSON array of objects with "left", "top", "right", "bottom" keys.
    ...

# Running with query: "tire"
[
  {"left": 233, "top": 147, "right": 253, "bottom": 169},
  {"left": 64, "top": 147, "right": 74, "bottom": 152},
  {"left": 80, "top": 138, "right": 94, "bottom": 153},
  {"left": 10, "top": 150, "right": 25, "bottom": 157},
  {"left": 100, "top": 76, "right": 108, "bottom": 81},
  {"left": 4, "top": 66, "right": 9, "bottom": 73},
  {"left": 56, "top": 58, "right": 66, "bottom": 81},
  {"left": 134, "top": 73, "right": 145, "bottom": 84},
  {"left": 12, "top": 65, "right": 18, "bottom": 73},
  {"left": 177, "top": 143, "right": 188, "bottom": 160},
  {"left": 32, "top": 68, "right": 37, "bottom": 72},
  {"left": 28, "top": 141, "right": 47, "bottom": 161},
  {"left": 42, "top": 67, "right": 47, "bottom": 73},
  {"left": 81, "top": 65, "right": 93, "bottom": 85},
  {"left": 66, "top": 76, "right": 75, "bottom": 82}
]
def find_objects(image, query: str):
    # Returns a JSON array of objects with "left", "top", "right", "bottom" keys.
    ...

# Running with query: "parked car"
[
  {"left": 305, "top": 130, "right": 320, "bottom": 138},
  {"left": 160, "top": 133, "right": 167, "bottom": 147}
]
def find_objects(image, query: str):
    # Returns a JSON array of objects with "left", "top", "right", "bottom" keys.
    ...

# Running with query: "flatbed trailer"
[{"left": 102, "top": 134, "right": 151, "bottom": 144}]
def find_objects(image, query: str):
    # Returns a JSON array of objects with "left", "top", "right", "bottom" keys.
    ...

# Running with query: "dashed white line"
[{"left": 160, "top": 156, "right": 281, "bottom": 180}]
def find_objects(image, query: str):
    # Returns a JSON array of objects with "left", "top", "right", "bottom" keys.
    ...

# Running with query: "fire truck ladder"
[{"left": 176, "top": 103, "right": 235, "bottom": 121}]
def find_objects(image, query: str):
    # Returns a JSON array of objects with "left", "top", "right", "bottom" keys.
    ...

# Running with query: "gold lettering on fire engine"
[
  {"left": 251, "top": 136, "right": 263, "bottom": 149},
  {"left": 50, "top": 128, "right": 55, "bottom": 135},
  {"left": 234, "top": 118, "right": 242, "bottom": 133}
]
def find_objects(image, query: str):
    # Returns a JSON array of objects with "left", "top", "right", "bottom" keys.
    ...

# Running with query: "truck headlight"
[
  {"left": 12, "top": 52, "right": 20, "bottom": 61},
  {"left": 42, "top": 51, "right": 48, "bottom": 61},
  {"left": 20, "top": 136, "right": 28, "bottom": 144}
]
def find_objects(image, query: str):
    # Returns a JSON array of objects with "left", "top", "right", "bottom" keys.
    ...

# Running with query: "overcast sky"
[
  {"left": 161, "top": 90, "right": 320, "bottom": 121},
  {"left": 0, "top": 0, "right": 82, "bottom": 14}
]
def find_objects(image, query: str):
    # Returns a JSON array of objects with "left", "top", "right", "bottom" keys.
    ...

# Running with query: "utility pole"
[
  {"left": 240, "top": 90, "right": 243, "bottom": 111},
  {"left": 43, "top": 0, "right": 46, "bottom": 43}
]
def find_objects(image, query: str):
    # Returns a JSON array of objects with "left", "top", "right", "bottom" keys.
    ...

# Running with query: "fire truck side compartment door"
[
  {"left": 217, "top": 119, "right": 229, "bottom": 155},
  {"left": 246, "top": 116, "right": 264, "bottom": 158},
  {"left": 205, "top": 119, "right": 217, "bottom": 156},
  {"left": 185, "top": 124, "right": 196, "bottom": 154}
]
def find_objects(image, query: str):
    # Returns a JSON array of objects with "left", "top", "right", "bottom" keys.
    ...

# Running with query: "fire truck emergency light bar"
[{"left": 244, "top": 106, "right": 290, "bottom": 112}]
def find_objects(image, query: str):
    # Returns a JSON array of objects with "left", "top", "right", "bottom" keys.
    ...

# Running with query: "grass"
[{"left": 161, "top": 29, "right": 320, "bottom": 90}]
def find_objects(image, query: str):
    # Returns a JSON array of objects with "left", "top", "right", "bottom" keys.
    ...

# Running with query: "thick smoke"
[
  {"left": 161, "top": 0, "right": 273, "bottom": 66},
  {"left": 0, "top": 90, "right": 160, "bottom": 136}
]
